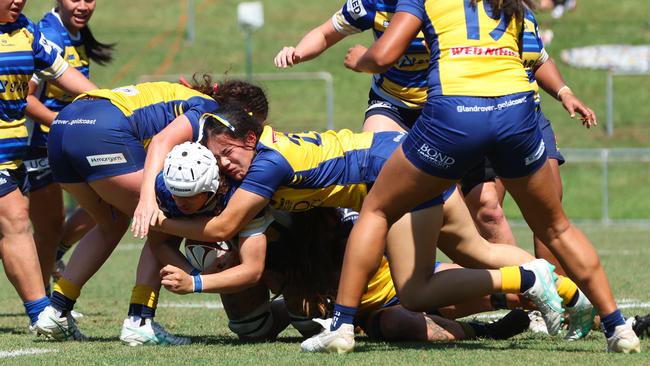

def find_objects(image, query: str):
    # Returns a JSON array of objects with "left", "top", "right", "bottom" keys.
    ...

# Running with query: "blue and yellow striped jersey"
[
  {"left": 0, "top": 14, "right": 68, "bottom": 169},
  {"left": 332, "top": 0, "right": 429, "bottom": 108},
  {"left": 521, "top": 9, "right": 548, "bottom": 105},
  {"left": 28, "top": 9, "right": 91, "bottom": 150},
  {"left": 239, "top": 126, "right": 402, "bottom": 212},
  {"left": 78, "top": 82, "right": 218, "bottom": 146},
  {"left": 397, "top": 0, "right": 532, "bottom": 97}
]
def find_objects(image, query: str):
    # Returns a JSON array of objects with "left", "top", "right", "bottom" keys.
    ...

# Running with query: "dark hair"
[
  {"left": 79, "top": 26, "right": 115, "bottom": 66},
  {"left": 264, "top": 208, "right": 347, "bottom": 312},
  {"left": 470, "top": 0, "right": 536, "bottom": 21},
  {"left": 201, "top": 105, "right": 264, "bottom": 145},
  {"left": 191, "top": 74, "right": 269, "bottom": 122}
]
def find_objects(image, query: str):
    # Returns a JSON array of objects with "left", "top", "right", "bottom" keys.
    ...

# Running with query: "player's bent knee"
[{"left": 0, "top": 207, "right": 31, "bottom": 235}]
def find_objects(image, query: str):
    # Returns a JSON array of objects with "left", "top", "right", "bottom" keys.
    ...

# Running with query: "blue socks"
[
  {"left": 519, "top": 267, "right": 536, "bottom": 293},
  {"left": 24, "top": 296, "right": 50, "bottom": 324},
  {"left": 331, "top": 304, "right": 357, "bottom": 331},
  {"left": 602, "top": 309, "right": 625, "bottom": 338}
]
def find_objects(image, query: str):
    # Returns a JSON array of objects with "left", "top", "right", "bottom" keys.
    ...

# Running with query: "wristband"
[
  {"left": 192, "top": 274, "right": 203, "bottom": 293},
  {"left": 556, "top": 85, "right": 572, "bottom": 100},
  {"left": 190, "top": 268, "right": 201, "bottom": 276}
]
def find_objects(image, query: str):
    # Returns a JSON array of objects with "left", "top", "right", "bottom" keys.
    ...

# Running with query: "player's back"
[{"left": 399, "top": 0, "right": 532, "bottom": 97}]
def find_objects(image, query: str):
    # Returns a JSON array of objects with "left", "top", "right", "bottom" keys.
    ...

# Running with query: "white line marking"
[
  {"left": 0, "top": 349, "right": 56, "bottom": 358},
  {"left": 158, "top": 301, "right": 224, "bottom": 309}
]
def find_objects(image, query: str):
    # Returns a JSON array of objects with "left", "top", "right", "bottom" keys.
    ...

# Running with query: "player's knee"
[
  {"left": 476, "top": 196, "right": 506, "bottom": 227},
  {"left": 377, "top": 309, "right": 410, "bottom": 340},
  {"left": 0, "top": 206, "right": 31, "bottom": 235},
  {"left": 398, "top": 287, "right": 434, "bottom": 311}
]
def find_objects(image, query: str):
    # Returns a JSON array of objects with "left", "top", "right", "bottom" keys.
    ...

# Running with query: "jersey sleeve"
[
  {"left": 331, "top": 0, "right": 376, "bottom": 35},
  {"left": 238, "top": 149, "right": 294, "bottom": 199},
  {"left": 31, "top": 25, "right": 68, "bottom": 79},
  {"left": 529, "top": 12, "right": 549, "bottom": 66},
  {"left": 182, "top": 96, "right": 219, "bottom": 142},
  {"left": 396, "top": 0, "right": 426, "bottom": 20},
  {"left": 238, "top": 209, "right": 275, "bottom": 238}
]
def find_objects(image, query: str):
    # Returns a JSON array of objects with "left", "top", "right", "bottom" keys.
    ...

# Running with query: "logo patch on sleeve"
[{"left": 346, "top": 0, "right": 367, "bottom": 20}]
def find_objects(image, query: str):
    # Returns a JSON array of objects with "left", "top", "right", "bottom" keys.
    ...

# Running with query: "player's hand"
[
  {"left": 274, "top": 46, "right": 301, "bottom": 68},
  {"left": 160, "top": 265, "right": 193, "bottom": 294},
  {"left": 560, "top": 93, "right": 597, "bottom": 128},
  {"left": 131, "top": 193, "right": 158, "bottom": 238},
  {"left": 153, "top": 209, "right": 167, "bottom": 227},
  {"left": 344, "top": 44, "right": 368, "bottom": 72}
]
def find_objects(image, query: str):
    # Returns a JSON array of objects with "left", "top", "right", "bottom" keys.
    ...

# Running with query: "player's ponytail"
[
  {"left": 190, "top": 74, "right": 269, "bottom": 122},
  {"left": 79, "top": 26, "right": 115, "bottom": 66},
  {"left": 472, "top": 0, "right": 536, "bottom": 21}
]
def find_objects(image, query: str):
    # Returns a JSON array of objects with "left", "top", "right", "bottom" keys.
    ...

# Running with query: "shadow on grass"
[
  {"left": 352, "top": 338, "right": 597, "bottom": 354},
  {"left": 187, "top": 335, "right": 305, "bottom": 346}
]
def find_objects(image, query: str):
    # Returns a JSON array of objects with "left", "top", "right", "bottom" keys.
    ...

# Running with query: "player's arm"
[
  {"left": 161, "top": 234, "right": 267, "bottom": 294},
  {"left": 154, "top": 188, "right": 270, "bottom": 242},
  {"left": 25, "top": 79, "right": 57, "bottom": 127},
  {"left": 132, "top": 116, "right": 195, "bottom": 238},
  {"left": 274, "top": 20, "right": 346, "bottom": 68},
  {"left": 147, "top": 230, "right": 195, "bottom": 273},
  {"left": 534, "top": 59, "right": 596, "bottom": 127},
  {"left": 49, "top": 66, "right": 97, "bottom": 94},
  {"left": 344, "top": 12, "right": 421, "bottom": 73}
]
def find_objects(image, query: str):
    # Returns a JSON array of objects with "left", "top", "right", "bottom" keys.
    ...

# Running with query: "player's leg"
[
  {"left": 438, "top": 188, "right": 534, "bottom": 268},
  {"left": 29, "top": 183, "right": 65, "bottom": 287},
  {"left": 55, "top": 207, "right": 95, "bottom": 277},
  {"left": 460, "top": 159, "right": 516, "bottom": 245},
  {"left": 502, "top": 161, "right": 638, "bottom": 351},
  {"left": 35, "top": 182, "right": 129, "bottom": 340},
  {"left": 120, "top": 233, "right": 191, "bottom": 346},
  {"left": 0, "top": 172, "right": 50, "bottom": 327}
]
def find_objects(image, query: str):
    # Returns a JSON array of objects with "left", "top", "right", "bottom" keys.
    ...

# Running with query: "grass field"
[{"left": 1, "top": 225, "right": 650, "bottom": 365}]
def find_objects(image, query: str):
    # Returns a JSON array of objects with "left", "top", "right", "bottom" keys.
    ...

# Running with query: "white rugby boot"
[
  {"left": 120, "top": 318, "right": 191, "bottom": 346},
  {"left": 300, "top": 322, "right": 355, "bottom": 354},
  {"left": 35, "top": 305, "right": 87, "bottom": 341},
  {"left": 606, "top": 323, "right": 641, "bottom": 353},
  {"left": 520, "top": 259, "right": 564, "bottom": 335}
]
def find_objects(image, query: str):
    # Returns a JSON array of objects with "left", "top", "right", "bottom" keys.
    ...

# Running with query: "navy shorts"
[
  {"left": 536, "top": 108, "right": 565, "bottom": 165},
  {"left": 0, "top": 164, "right": 30, "bottom": 197},
  {"left": 24, "top": 148, "right": 54, "bottom": 192},
  {"left": 367, "top": 132, "right": 456, "bottom": 209},
  {"left": 48, "top": 99, "right": 146, "bottom": 183},
  {"left": 402, "top": 92, "right": 546, "bottom": 180},
  {"left": 365, "top": 90, "right": 422, "bottom": 131}
]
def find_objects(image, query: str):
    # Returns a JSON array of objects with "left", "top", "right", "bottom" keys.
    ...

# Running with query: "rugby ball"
[{"left": 184, "top": 240, "right": 232, "bottom": 272}]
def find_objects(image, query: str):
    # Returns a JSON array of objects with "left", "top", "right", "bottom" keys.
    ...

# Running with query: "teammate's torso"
[
  {"left": 333, "top": 0, "right": 428, "bottom": 108},
  {"left": 399, "top": 0, "right": 532, "bottom": 97},
  {"left": 79, "top": 82, "right": 217, "bottom": 147},
  {"left": 240, "top": 126, "right": 403, "bottom": 212},
  {"left": 28, "top": 10, "right": 91, "bottom": 152},
  {"left": 0, "top": 14, "right": 64, "bottom": 169}
]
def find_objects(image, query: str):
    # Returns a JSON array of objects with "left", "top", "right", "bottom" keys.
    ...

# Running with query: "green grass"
[
  {"left": 6, "top": 3, "right": 649, "bottom": 362},
  {"left": 2, "top": 225, "right": 650, "bottom": 364}
]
